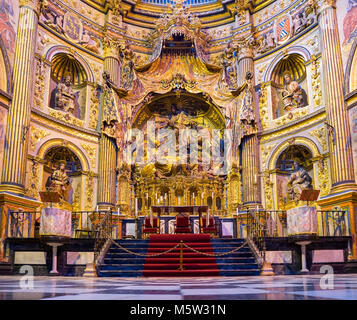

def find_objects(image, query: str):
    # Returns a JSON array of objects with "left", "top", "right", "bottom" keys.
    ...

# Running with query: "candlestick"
[{"left": 135, "top": 197, "right": 138, "bottom": 217}]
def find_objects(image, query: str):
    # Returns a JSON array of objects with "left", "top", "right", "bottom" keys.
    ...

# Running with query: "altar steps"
[{"left": 97, "top": 235, "right": 261, "bottom": 277}]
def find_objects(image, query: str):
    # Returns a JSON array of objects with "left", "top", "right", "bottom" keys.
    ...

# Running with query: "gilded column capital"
[
  {"left": 20, "top": 0, "right": 41, "bottom": 14},
  {"left": 232, "top": 36, "right": 257, "bottom": 60},
  {"left": 103, "top": 35, "right": 125, "bottom": 59},
  {"left": 307, "top": 0, "right": 336, "bottom": 16}
]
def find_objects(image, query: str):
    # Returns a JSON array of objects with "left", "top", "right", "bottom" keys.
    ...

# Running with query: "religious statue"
[
  {"left": 120, "top": 45, "right": 135, "bottom": 90},
  {"left": 282, "top": 71, "right": 307, "bottom": 111},
  {"left": 287, "top": 161, "right": 313, "bottom": 202},
  {"left": 78, "top": 30, "right": 101, "bottom": 54},
  {"left": 221, "top": 42, "right": 237, "bottom": 90},
  {"left": 258, "top": 32, "right": 276, "bottom": 53},
  {"left": 45, "top": 160, "right": 71, "bottom": 201},
  {"left": 40, "top": 1, "right": 65, "bottom": 35},
  {"left": 239, "top": 72, "right": 255, "bottom": 126},
  {"left": 292, "top": 12, "right": 308, "bottom": 35},
  {"left": 55, "top": 75, "right": 78, "bottom": 115}
]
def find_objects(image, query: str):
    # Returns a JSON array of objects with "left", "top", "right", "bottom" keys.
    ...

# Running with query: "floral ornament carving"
[
  {"left": 160, "top": 73, "right": 196, "bottom": 91},
  {"left": 263, "top": 170, "right": 274, "bottom": 210},
  {"left": 30, "top": 126, "right": 50, "bottom": 151},
  {"left": 72, "top": 184, "right": 81, "bottom": 211},
  {"left": 34, "top": 57, "right": 46, "bottom": 109},
  {"left": 25, "top": 160, "right": 40, "bottom": 199},
  {"left": 49, "top": 109, "right": 84, "bottom": 127},
  {"left": 85, "top": 171, "right": 95, "bottom": 211},
  {"left": 260, "top": 144, "right": 276, "bottom": 170},
  {"left": 273, "top": 107, "right": 308, "bottom": 127},
  {"left": 310, "top": 55, "right": 322, "bottom": 107},
  {"left": 89, "top": 84, "right": 100, "bottom": 130},
  {"left": 310, "top": 126, "right": 327, "bottom": 152},
  {"left": 258, "top": 83, "right": 269, "bottom": 129},
  {"left": 81, "top": 143, "right": 97, "bottom": 168},
  {"left": 317, "top": 158, "right": 329, "bottom": 196}
]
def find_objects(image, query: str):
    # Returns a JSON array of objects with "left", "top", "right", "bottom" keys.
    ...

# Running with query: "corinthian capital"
[
  {"left": 103, "top": 34, "right": 125, "bottom": 58},
  {"left": 20, "top": 0, "right": 41, "bottom": 13},
  {"left": 232, "top": 36, "right": 257, "bottom": 60},
  {"left": 307, "top": 0, "right": 336, "bottom": 15}
]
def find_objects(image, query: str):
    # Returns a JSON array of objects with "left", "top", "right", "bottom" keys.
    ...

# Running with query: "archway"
[{"left": 42, "top": 146, "right": 83, "bottom": 207}]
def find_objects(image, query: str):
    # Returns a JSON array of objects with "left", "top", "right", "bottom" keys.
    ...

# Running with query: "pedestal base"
[{"left": 287, "top": 206, "right": 318, "bottom": 236}]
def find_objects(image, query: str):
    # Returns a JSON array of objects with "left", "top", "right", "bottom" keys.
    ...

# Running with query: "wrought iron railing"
[
  {"left": 245, "top": 210, "right": 267, "bottom": 266},
  {"left": 72, "top": 210, "right": 111, "bottom": 238},
  {"left": 93, "top": 211, "right": 113, "bottom": 268},
  {"left": 240, "top": 209, "right": 348, "bottom": 238},
  {"left": 5, "top": 211, "right": 40, "bottom": 239}
]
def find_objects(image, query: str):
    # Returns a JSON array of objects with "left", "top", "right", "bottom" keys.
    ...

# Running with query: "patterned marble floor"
[{"left": 0, "top": 274, "right": 357, "bottom": 300}]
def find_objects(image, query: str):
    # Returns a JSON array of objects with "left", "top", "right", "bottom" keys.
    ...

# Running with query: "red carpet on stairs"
[{"left": 143, "top": 234, "right": 219, "bottom": 277}]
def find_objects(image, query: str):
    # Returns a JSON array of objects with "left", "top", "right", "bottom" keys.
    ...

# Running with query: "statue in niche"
[
  {"left": 287, "top": 161, "right": 313, "bottom": 202},
  {"left": 239, "top": 72, "right": 255, "bottom": 126},
  {"left": 55, "top": 75, "right": 79, "bottom": 116},
  {"left": 77, "top": 30, "right": 101, "bottom": 54},
  {"left": 281, "top": 71, "right": 307, "bottom": 111},
  {"left": 292, "top": 12, "right": 308, "bottom": 35},
  {"left": 45, "top": 160, "right": 72, "bottom": 202}
]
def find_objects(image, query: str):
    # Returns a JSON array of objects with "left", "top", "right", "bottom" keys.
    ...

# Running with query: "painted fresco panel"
[
  {"left": 0, "top": 0, "right": 19, "bottom": 68},
  {"left": 349, "top": 106, "right": 357, "bottom": 181}
]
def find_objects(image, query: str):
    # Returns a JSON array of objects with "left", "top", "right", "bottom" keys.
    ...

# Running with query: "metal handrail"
[{"left": 93, "top": 210, "right": 113, "bottom": 268}]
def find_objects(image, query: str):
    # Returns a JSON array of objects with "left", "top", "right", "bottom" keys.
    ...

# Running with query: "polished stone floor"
[{"left": 0, "top": 274, "right": 357, "bottom": 300}]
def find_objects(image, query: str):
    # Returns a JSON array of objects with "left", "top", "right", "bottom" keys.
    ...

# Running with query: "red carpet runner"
[{"left": 143, "top": 234, "right": 219, "bottom": 277}]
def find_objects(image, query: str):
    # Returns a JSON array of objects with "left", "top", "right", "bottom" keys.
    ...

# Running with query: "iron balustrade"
[
  {"left": 241, "top": 209, "right": 348, "bottom": 238},
  {"left": 5, "top": 210, "right": 40, "bottom": 239},
  {"left": 3, "top": 209, "right": 348, "bottom": 240},
  {"left": 93, "top": 211, "right": 113, "bottom": 267}
]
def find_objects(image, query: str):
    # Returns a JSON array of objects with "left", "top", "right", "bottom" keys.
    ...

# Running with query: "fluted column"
[
  {"left": 238, "top": 44, "right": 262, "bottom": 208},
  {"left": 317, "top": 0, "right": 356, "bottom": 191},
  {"left": 97, "top": 133, "right": 117, "bottom": 206},
  {"left": 97, "top": 37, "right": 120, "bottom": 208},
  {"left": 0, "top": 0, "right": 39, "bottom": 194}
]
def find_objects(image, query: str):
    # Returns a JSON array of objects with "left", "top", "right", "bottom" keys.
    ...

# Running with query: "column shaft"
[
  {"left": 97, "top": 53, "right": 120, "bottom": 207},
  {"left": 239, "top": 56, "right": 261, "bottom": 207},
  {"left": 318, "top": 5, "right": 355, "bottom": 189},
  {"left": 97, "top": 134, "right": 117, "bottom": 206},
  {"left": 1, "top": 4, "right": 38, "bottom": 193}
]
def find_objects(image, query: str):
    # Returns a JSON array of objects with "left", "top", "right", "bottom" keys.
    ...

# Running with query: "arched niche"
[
  {"left": 345, "top": 38, "right": 357, "bottom": 94},
  {"left": 269, "top": 53, "right": 308, "bottom": 119},
  {"left": 42, "top": 146, "right": 83, "bottom": 207},
  {"left": 37, "top": 139, "right": 90, "bottom": 210},
  {"left": 275, "top": 145, "right": 313, "bottom": 205},
  {"left": 0, "top": 37, "right": 11, "bottom": 93},
  {"left": 48, "top": 52, "right": 88, "bottom": 120},
  {"left": 266, "top": 137, "right": 321, "bottom": 210}
]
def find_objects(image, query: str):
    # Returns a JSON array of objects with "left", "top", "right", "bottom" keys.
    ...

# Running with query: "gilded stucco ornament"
[
  {"left": 81, "top": 143, "right": 97, "bottom": 169},
  {"left": 258, "top": 83, "right": 269, "bottom": 129},
  {"left": 89, "top": 84, "right": 100, "bottom": 130},
  {"left": 30, "top": 126, "right": 50, "bottom": 151},
  {"left": 84, "top": 171, "right": 95, "bottom": 211},
  {"left": 160, "top": 73, "right": 196, "bottom": 91},
  {"left": 25, "top": 159, "right": 41, "bottom": 200},
  {"left": 317, "top": 158, "right": 330, "bottom": 196},
  {"left": 310, "top": 55, "right": 322, "bottom": 107},
  {"left": 310, "top": 126, "right": 328, "bottom": 152},
  {"left": 49, "top": 109, "right": 84, "bottom": 127}
]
